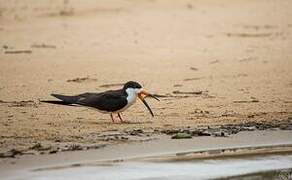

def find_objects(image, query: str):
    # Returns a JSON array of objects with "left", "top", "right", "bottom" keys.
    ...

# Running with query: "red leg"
[
  {"left": 118, "top": 113, "right": 124, "bottom": 123},
  {"left": 110, "top": 113, "right": 115, "bottom": 123}
]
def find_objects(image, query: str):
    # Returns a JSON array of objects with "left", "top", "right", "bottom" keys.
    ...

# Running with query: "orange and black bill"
[{"left": 138, "top": 90, "right": 160, "bottom": 117}]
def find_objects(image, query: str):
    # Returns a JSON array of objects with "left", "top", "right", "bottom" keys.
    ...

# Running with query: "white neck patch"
[{"left": 125, "top": 88, "right": 140, "bottom": 105}]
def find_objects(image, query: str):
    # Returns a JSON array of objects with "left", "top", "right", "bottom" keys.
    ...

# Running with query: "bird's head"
[{"left": 123, "top": 81, "right": 159, "bottom": 116}]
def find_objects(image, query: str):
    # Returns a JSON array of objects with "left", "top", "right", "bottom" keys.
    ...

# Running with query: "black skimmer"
[{"left": 42, "top": 81, "right": 159, "bottom": 123}]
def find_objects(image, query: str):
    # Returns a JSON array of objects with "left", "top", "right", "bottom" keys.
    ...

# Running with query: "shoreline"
[
  {"left": 1, "top": 130, "right": 292, "bottom": 179},
  {"left": 1, "top": 118, "right": 291, "bottom": 159}
]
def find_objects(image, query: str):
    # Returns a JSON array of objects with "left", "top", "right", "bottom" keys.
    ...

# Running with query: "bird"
[{"left": 41, "top": 81, "right": 159, "bottom": 123}]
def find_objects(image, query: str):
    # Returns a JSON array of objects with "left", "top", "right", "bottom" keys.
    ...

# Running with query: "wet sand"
[
  {"left": 21, "top": 155, "right": 292, "bottom": 180},
  {"left": 0, "top": 0, "right": 292, "bottom": 166},
  {"left": 1, "top": 130, "right": 292, "bottom": 179}
]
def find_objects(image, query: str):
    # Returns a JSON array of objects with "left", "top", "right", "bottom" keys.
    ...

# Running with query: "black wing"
[{"left": 76, "top": 90, "right": 128, "bottom": 112}]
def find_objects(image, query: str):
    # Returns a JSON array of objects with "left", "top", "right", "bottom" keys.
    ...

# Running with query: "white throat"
[{"left": 125, "top": 88, "right": 140, "bottom": 105}]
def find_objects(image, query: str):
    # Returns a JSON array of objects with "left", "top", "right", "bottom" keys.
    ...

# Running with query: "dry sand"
[{"left": 0, "top": 0, "right": 292, "bottom": 155}]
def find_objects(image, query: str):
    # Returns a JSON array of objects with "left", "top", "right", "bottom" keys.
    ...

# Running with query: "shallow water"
[{"left": 13, "top": 154, "right": 292, "bottom": 180}]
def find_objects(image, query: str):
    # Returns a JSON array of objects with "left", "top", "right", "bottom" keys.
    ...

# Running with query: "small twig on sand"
[{"left": 5, "top": 50, "right": 32, "bottom": 54}]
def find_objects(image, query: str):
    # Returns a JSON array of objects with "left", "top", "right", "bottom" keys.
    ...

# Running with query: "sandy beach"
[{"left": 0, "top": 0, "right": 292, "bottom": 175}]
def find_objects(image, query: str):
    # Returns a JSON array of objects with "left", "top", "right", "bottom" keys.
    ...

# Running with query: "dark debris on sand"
[
  {"left": 153, "top": 90, "right": 212, "bottom": 99},
  {"left": 1, "top": 119, "right": 291, "bottom": 158},
  {"left": 159, "top": 119, "right": 292, "bottom": 139},
  {"left": 0, "top": 100, "right": 38, "bottom": 108},
  {"left": 99, "top": 83, "right": 124, "bottom": 88},
  {"left": 4, "top": 50, "right": 32, "bottom": 54},
  {"left": 67, "top": 77, "right": 98, "bottom": 83},
  {"left": 31, "top": 44, "right": 56, "bottom": 49}
]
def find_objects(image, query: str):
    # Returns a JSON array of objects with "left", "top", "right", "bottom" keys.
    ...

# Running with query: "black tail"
[
  {"left": 41, "top": 94, "right": 79, "bottom": 106},
  {"left": 51, "top": 94, "right": 79, "bottom": 104},
  {"left": 40, "top": 100, "right": 74, "bottom": 106}
]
